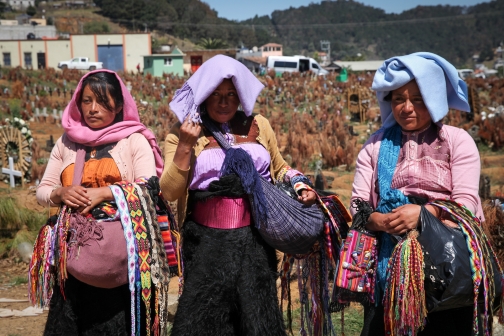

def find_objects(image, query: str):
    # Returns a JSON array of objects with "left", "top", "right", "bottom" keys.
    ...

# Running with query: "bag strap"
[
  {"left": 201, "top": 115, "right": 231, "bottom": 151},
  {"left": 72, "top": 146, "right": 86, "bottom": 186}
]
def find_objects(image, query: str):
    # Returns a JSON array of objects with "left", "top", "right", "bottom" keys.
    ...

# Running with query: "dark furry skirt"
[
  {"left": 171, "top": 220, "right": 287, "bottom": 336},
  {"left": 44, "top": 274, "right": 131, "bottom": 336}
]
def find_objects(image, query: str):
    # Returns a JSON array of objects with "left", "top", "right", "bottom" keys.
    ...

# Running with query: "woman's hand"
[
  {"left": 366, "top": 211, "right": 390, "bottom": 232},
  {"left": 173, "top": 116, "right": 201, "bottom": 170},
  {"left": 297, "top": 190, "right": 317, "bottom": 206},
  {"left": 367, "top": 204, "right": 421, "bottom": 234},
  {"left": 179, "top": 116, "right": 201, "bottom": 150},
  {"left": 51, "top": 186, "right": 91, "bottom": 208},
  {"left": 77, "top": 187, "right": 113, "bottom": 215},
  {"left": 385, "top": 204, "right": 422, "bottom": 235}
]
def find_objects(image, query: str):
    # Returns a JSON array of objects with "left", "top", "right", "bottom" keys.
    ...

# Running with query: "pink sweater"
[
  {"left": 37, "top": 133, "right": 156, "bottom": 207},
  {"left": 351, "top": 123, "right": 484, "bottom": 220}
]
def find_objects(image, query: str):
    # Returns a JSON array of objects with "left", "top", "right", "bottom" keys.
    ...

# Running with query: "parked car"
[
  {"left": 457, "top": 68, "right": 474, "bottom": 79},
  {"left": 58, "top": 57, "right": 103, "bottom": 70},
  {"left": 266, "top": 55, "right": 328, "bottom": 76}
]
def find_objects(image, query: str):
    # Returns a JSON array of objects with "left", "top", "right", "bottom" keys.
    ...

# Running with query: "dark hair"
[
  {"left": 384, "top": 92, "right": 392, "bottom": 102},
  {"left": 79, "top": 72, "right": 124, "bottom": 113}
]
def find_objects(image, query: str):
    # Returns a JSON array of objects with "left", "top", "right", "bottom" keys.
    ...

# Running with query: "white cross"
[{"left": 2, "top": 157, "right": 22, "bottom": 188}]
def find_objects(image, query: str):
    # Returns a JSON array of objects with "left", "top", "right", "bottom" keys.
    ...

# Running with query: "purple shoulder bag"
[{"left": 66, "top": 147, "right": 128, "bottom": 288}]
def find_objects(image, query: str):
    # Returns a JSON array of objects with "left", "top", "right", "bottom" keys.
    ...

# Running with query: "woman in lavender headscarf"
[{"left": 160, "top": 55, "right": 316, "bottom": 336}]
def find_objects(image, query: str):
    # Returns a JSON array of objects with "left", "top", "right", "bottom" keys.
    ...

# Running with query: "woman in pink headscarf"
[{"left": 37, "top": 70, "right": 163, "bottom": 335}]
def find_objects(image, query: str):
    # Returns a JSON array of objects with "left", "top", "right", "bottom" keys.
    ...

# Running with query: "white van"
[
  {"left": 266, "top": 56, "right": 328, "bottom": 76},
  {"left": 457, "top": 69, "right": 474, "bottom": 79}
]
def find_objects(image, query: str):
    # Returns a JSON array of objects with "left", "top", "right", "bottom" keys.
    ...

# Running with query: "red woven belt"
[{"left": 192, "top": 196, "right": 251, "bottom": 229}]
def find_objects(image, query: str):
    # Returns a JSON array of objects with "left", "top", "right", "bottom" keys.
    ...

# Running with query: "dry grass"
[
  {"left": 0, "top": 197, "right": 46, "bottom": 232},
  {"left": 482, "top": 167, "right": 504, "bottom": 186},
  {"left": 482, "top": 200, "right": 504, "bottom": 267}
]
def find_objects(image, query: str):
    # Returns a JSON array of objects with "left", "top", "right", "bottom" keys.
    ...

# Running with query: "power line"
[{"left": 139, "top": 11, "right": 504, "bottom": 29}]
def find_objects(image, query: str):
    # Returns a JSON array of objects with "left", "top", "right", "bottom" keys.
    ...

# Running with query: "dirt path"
[{"left": 0, "top": 259, "right": 47, "bottom": 336}]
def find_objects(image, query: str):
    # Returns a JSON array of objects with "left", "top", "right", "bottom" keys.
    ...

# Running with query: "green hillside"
[{"left": 93, "top": 0, "right": 504, "bottom": 66}]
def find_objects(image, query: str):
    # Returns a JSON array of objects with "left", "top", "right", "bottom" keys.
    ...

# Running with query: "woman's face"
[
  {"left": 80, "top": 84, "right": 120, "bottom": 129},
  {"left": 205, "top": 79, "right": 240, "bottom": 124},
  {"left": 391, "top": 80, "right": 432, "bottom": 132}
]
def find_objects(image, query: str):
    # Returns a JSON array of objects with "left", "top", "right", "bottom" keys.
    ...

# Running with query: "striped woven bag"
[{"left": 202, "top": 116, "right": 325, "bottom": 255}]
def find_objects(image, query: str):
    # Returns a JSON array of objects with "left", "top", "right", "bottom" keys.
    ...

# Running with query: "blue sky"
[{"left": 204, "top": 0, "right": 490, "bottom": 21}]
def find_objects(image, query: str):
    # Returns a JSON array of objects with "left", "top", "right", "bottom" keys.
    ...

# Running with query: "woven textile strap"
[
  {"left": 134, "top": 184, "right": 162, "bottom": 287},
  {"left": 135, "top": 184, "right": 167, "bottom": 336},
  {"left": 299, "top": 184, "right": 344, "bottom": 248},
  {"left": 139, "top": 184, "right": 171, "bottom": 336},
  {"left": 110, "top": 185, "right": 137, "bottom": 336},
  {"left": 138, "top": 185, "right": 170, "bottom": 284},
  {"left": 158, "top": 215, "right": 178, "bottom": 268},
  {"left": 375, "top": 125, "right": 410, "bottom": 302},
  {"left": 118, "top": 182, "right": 152, "bottom": 336}
]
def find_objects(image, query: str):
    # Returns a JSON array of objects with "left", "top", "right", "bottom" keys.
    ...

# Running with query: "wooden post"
[{"left": 17, "top": 129, "right": 24, "bottom": 188}]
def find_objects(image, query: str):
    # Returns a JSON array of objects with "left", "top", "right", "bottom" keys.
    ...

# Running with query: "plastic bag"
[{"left": 418, "top": 206, "right": 502, "bottom": 312}]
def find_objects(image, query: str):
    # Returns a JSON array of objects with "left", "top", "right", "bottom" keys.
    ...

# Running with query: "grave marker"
[{"left": 1, "top": 157, "right": 22, "bottom": 188}]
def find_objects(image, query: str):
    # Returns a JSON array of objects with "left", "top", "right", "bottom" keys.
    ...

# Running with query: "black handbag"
[{"left": 418, "top": 205, "right": 502, "bottom": 313}]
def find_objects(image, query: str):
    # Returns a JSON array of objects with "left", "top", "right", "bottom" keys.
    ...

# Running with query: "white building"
[
  {"left": 1, "top": 0, "right": 35, "bottom": 10},
  {"left": 0, "top": 24, "right": 57, "bottom": 40},
  {"left": 0, "top": 33, "right": 151, "bottom": 72},
  {"left": 0, "top": 20, "right": 19, "bottom": 26},
  {"left": 236, "top": 43, "right": 283, "bottom": 59}
]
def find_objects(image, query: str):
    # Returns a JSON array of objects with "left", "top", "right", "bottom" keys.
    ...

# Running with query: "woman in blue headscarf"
[{"left": 351, "top": 52, "right": 485, "bottom": 335}]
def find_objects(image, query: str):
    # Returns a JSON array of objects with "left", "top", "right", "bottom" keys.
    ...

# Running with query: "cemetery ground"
[
  {"left": 0, "top": 120, "right": 369, "bottom": 335},
  {"left": 1, "top": 141, "right": 504, "bottom": 335},
  {"left": 1, "top": 68, "right": 504, "bottom": 334},
  {"left": 1, "top": 117, "right": 504, "bottom": 335}
]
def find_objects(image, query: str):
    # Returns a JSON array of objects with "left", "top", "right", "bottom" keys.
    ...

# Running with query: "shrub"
[{"left": 83, "top": 21, "right": 110, "bottom": 34}]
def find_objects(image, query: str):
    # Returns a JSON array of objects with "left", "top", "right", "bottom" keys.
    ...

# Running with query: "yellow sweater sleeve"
[
  {"left": 159, "top": 123, "right": 191, "bottom": 202},
  {"left": 255, "top": 115, "right": 288, "bottom": 181}
]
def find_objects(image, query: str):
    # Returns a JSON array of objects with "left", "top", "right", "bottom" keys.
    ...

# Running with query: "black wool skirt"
[
  {"left": 360, "top": 303, "right": 485, "bottom": 336},
  {"left": 44, "top": 274, "right": 131, "bottom": 336},
  {"left": 171, "top": 220, "right": 287, "bottom": 336}
]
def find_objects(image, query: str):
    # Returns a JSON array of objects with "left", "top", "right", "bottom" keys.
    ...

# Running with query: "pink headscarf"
[{"left": 62, "top": 69, "right": 163, "bottom": 177}]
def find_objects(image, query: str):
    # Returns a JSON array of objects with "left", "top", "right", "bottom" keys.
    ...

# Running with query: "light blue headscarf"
[{"left": 372, "top": 52, "right": 471, "bottom": 128}]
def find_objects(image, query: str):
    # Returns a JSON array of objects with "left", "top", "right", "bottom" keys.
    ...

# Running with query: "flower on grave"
[
  {"left": 27, "top": 130, "right": 31, "bottom": 136},
  {"left": 14, "top": 117, "right": 19, "bottom": 122},
  {"left": 21, "top": 127, "right": 27, "bottom": 134},
  {"left": 29, "top": 138, "right": 33, "bottom": 144},
  {"left": 19, "top": 120, "right": 26, "bottom": 125},
  {"left": 5, "top": 118, "right": 9, "bottom": 123}
]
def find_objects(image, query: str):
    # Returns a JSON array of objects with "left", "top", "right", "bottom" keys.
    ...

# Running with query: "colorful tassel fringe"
[
  {"left": 383, "top": 230, "right": 427, "bottom": 336},
  {"left": 28, "top": 180, "right": 179, "bottom": 336},
  {"left": 280, "top": 194, "right": 351, "bottom": 336}
]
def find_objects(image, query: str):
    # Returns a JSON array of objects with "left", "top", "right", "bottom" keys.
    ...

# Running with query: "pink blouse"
[{"left": 351, "top": 123, "right": 484, "bottom": 220}]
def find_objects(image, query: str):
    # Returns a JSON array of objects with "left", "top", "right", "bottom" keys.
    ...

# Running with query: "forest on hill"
[{"left": 93, "top": 0, "right": 504, "bottom": 66}]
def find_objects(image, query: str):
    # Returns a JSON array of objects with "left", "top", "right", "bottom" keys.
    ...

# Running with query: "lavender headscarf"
[{"left": 169, "top": 55, "right": 264, "bottom": 123}]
